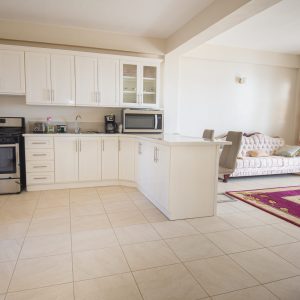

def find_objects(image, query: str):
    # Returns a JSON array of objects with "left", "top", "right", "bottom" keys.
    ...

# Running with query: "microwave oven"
[{"left": 122, "top": 109, "right": 163, "bottom": 133}]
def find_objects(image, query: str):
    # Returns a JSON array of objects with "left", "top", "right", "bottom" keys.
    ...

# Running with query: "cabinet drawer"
[
  {"left": 26, "top": 149, "right": 54, "bottom": 161},
  {"left": 26, "top": 137, "right": 53, "bottom": 148},
  {"left": 27, "top": 172, "right": 54, "bottom": 185},
  {"left": 26, "top": 161, "right": 54, "bottom": 173}
]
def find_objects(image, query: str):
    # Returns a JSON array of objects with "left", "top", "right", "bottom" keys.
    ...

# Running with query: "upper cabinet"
[
  {"left": 0, "top": 50, "right": 25, "bottom": 95},
  {"left": 75, "top": 55, "right": 119, "bottom": 107},
  {"left": 120, "top": 61, "right": 160, "bottom": 108},
  {"left": 25, "top": 52, "right": 75, "bottom": 106}
]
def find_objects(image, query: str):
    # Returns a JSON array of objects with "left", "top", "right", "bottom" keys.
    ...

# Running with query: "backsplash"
[{"left": 0, "top": 95, "right": 122, "bottom": 133}]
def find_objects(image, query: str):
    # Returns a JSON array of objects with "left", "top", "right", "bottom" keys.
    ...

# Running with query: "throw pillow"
[
  {"left": 275, "top": 145, "right": 300, "bottom": 157},
  {"left": 247, "top": 150, "right": 269, "bottom": 157}
]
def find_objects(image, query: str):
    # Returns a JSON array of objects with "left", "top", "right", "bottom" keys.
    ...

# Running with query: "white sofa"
[{"left": 231, "top": 134, "right": 300, "bottom": 177}]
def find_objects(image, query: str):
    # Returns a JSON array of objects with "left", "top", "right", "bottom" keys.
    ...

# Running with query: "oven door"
[
  {"left": 0, "top": 144, "right": 20, "bottom": 179},
  {"left": 123, "top": 111, "right": 163, "bottom": 133}
]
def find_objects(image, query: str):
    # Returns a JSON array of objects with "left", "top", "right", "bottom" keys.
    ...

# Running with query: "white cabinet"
[
  {"left": 78, "top": 137, "right": 101, "bottom": 181},
  {"left": 120, "top": 61, "right": 160, "bottom": 108},
  {"left": 55, "top": 136, "right": 101, "bottom": 183},
  {"left": 25, "top": 52, "right": 51, "bottom": 105},
  {"left": 75, "top": 56, "right": 119, "bottom": 107},
  {"left": 25, "top": 52, "right": 75, "bottom": 105},
  {"left": 75, "top": 56, "right": 98, "bottom": 106},
  {"left": 119, "top": 137, "right": 135, "bottom": 181},
  {"left": 101, "top": 137, "right": 119, "bottom": 180},
  {"left": 50, "top": 54, "right": 75, "bottom": 106},
  {"left": 54, "top": 137, "right": 78, "bottom": 183},
  {"left": 0, "top": 50, "right": 25, "bottom": 95}
]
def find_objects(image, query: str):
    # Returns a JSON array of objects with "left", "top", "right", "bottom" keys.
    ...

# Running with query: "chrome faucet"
[{"left": 75, "top": 114, "right": 82, "bottom": 134}]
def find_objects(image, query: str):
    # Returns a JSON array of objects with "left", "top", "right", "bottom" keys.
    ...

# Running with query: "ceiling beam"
[{"left": 166, "top": 0, "right": 281, "bottom": 55}]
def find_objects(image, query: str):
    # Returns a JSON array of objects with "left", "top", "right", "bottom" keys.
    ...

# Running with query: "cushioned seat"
[{"left": 231, "top": 133, "right": 300, "bottom": 177}]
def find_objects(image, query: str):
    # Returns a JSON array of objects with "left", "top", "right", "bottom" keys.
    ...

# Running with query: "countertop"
[{"left": 23, "top": 133, "right": 231, "bottom": 146}]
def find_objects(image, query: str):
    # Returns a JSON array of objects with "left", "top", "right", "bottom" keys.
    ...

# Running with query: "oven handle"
[{"left": 154, "top": 114, "right": 158, "bottom": 129}]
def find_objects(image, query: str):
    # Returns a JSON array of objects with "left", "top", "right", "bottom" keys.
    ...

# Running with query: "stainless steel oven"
[
  {"left": 0, "top": 117, "right": 25, "bottom": 194},
  {"left": 122, "top": 109, "right": 163, "bottom": 133}
]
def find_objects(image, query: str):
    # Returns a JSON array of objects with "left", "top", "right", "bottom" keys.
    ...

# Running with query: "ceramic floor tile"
[
  {"left": 0, "top": 210, "right": 33, "bottom": 225},
  {"left": 241, "top": 225, "right": 297, "bottom": 247},
  {"left": 229, "top": 201, "right": 257, "bottom": 212},
  {"left": 230, "top": 248, "right": 300, "bottom": 284},
  {"left": 272, "top": 222, "right": 300, "bottom": 240},
  {"left": 97, "top": 186, "right": 124, "bottom": 196},
  {"left": 133, "top": 263, "right": 207, "bottom": 300},
  {"left": 71, "top": 214, "right": 111, "bottom": 232},
  {"left": 40, "top": 189, "right": 69, "bottom": 200},
  {"left": 247, "top": 209, "right": 282, "bottom": 224},
  {"left": 69, "top": 195, "right": 101, "bottom": 205},
  {"left": 220, "top": 212, "right": 265, "bottom": 228},
  {"left": 103, "top": 200, "right": 137, "bottom": 213},
  {"left": 33, "top": 207, "right": 70, "bottom": 221},
  {"left": 216, "top": 203, "right": 240, "bottom": 216},
  {"left": 141, "top": 208, "right": 168, "bottom": 223},
  {"left": 9, "top": 254, "right": 72, "bottom": 292},
  {"left": 72, "top": 228, "right": 118, "bottom": 252},
  {"left": 185, "top": 255, "right": 258, "bottom": 296},
  {"left": 114, "top": 223, "right": 161, "bottom": 245},
  {"left": 270, "top": 242, "right": 300, "bottom": 268},
  {"left": 101, "top": 193, "right": 130, "bottom": 204},
  {"left": 0, "top": 294, "right": 4, "bottom": 300},
  {"left": 6, "top": 282, "right": 74, "bottom": 300},
  {"left": 205, "top": 229, "right": 263, "bottom": 254},
  {"left": 27, "top": 218, "right": 70, "bottom": 237},
  {"left": 74, "top": 273, "right": 142, "bottom": 300},
  {"left": 20, "top": 234, "right": 71, "bottom": 259},
  {"left": 0, "top": 239, "right": 22, "bottom": 262},
  {"left": 165, "top": 234, "right": 223, "bottom": 261},
  {"left": 0, "top": 261, "right": 15, "bottom": 293},
  {"left": 152, "top": 220, "right": 198, "bottom": 238},
  {"left": 122, "top": 240, "right": 179, "bottom": 271},
  {"left": 0, "top": 223, "right": 29, "bottom": 240},
  {"left": 73, "top": 246, "right": 129, "bottom": 281},
  {"left": 37, "top": 198, "right": 69, "bottom": 209},
  {"left": 264, "top": 276, "right": 300, "bottom": 300},
  {"left": 70, "top": 202, "right": 105, "bottom": 217},
  {"left": 133, "top": 199, "right": 156, "bottom": 212},
  {"left": 188, "top": 216, "right": 234, "bottom": 233},
  {"left": 108, "top": 210, "right": 147, "bottom": 228},
  {"left": 211, "top": 286, "right": 277, "bottom": 300},
  {"left": 126, "top": 191, "right": 149, "bottom": 202},
  {"left": 70, "top": 187, "right": 98, "bottom": 197}
]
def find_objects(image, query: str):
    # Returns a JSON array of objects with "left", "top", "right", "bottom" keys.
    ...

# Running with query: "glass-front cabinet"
[{"left": 120, "top": 61, "right": 159, "bottom": 108}]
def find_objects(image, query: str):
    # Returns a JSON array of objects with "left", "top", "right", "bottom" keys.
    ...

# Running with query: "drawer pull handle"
[
  {"left": 33, "top": 166, "right": 47, "bottom": 168},
  {"left": 32, "top": 142, "right": 47, "bottom": 144},
  {"left": 33, "top": 177, "right": 47, "bottom": 180},
  {"left": 32, "top": 154, "right": 47, "bottom": 156}
]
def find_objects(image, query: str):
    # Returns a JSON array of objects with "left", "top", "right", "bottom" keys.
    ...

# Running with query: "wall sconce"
[{"left": 235, "top": 76, "right": 246, "bottom": 84}]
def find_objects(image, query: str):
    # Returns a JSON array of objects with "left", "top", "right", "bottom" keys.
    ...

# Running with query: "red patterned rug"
[{"left": 226, "top": 186, "right": 300, "bottom": 227}]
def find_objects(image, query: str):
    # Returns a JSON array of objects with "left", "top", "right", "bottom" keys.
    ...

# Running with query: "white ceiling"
[
  {"left": 207, "top": 0, "right": 300, "bottom": 55},
  {"left": 0, "top": 0, "right": 214, "bottom": 39}
]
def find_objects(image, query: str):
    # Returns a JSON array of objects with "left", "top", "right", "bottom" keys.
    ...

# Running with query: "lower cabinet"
[
  {"left": 101, "top": 137, "right": 119, "bottom": 180},
  {"left": 54, "top": 136, "right": 101, "bottom": 183},
  {"left": 119, "top": 137, "right": 135, "bottom": 181}
]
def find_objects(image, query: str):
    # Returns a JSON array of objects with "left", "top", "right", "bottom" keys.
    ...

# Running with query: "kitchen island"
[{"left": 23, "top": 133, "right": 229, "bottom": 220}]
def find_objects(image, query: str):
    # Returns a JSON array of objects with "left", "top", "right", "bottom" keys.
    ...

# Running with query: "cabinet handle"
[
  {"left": 156, "top": 147, "right": 159, "bottom": 162},
  {"left": 32, "top": 142, "right": 47, "bottom": 145},
  {"left": 33, "top": 165, "right": 47, "bottom": 168},
  {"left": 75, "top": 140, "right": 78, "bottom": 152},
  {"left": 118, "top": 140, "right": 120, "bottom": 152},
  {"left": 153, "top": 147, "right": 156, "bottom": 162},
  {"left": 52, "top": 89, "right": 54, "bottom": 102},
  {"left": 138, "top": 142, "right": 142, "bottom": 154},
  {"left": 32, "top": 153, "right": 46, "bottom": 156},
  {"left": 79, "top": 140, "right": 82, "bottom": 152},
  {"left": 33, "top": 177, "right": 47, "bottom": 180},
  {"left": 102, "top": 140, "right": 104, "bottom": 152},
  {"left": 98, "top": 91, "right": 101, "bottom": 104}
]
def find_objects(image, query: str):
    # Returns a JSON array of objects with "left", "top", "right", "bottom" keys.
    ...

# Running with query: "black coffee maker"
[{"left": 104, "top": 114, "right": 117, "bottom": 133}]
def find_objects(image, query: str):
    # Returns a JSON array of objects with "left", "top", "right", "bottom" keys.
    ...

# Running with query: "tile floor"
[{"left": 0, "top": 174, "right": 299, "bottom": 299}]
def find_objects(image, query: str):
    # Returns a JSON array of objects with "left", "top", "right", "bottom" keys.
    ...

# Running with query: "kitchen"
[{"left": 0, "top": 44, "right": 228, "bottom": 220}]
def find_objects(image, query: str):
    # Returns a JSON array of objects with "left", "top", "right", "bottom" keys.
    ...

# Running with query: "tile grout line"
[
  {"left": 96, "top": 187, "right": 145, "bottom": 300},
  {"left": 4, "top": 191, "right": 41, "bottom": 299}
]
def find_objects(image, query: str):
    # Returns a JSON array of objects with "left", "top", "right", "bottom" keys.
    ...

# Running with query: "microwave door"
[{"left": 124, "top": 114, "right": 156, "bottom": 132}]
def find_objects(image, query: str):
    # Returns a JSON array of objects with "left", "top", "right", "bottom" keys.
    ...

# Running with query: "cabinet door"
[
  {"left": 141, "top": 64, "right": 159, "bottom": 107},
  {"left": 98, "top": 57, "right": 119, "bottom": 106},
  {"left": 101, "top": 137, "right": 119, "bottom": 180},
  {"left": 153, "top": 144, "right": 170, "bottom": 210},
  {"left": 54, "top": 137, "right": 78, "bottom": 183},
  {"left": 75, "top": 56, "right": 98, "bottom": 106},
  {"left": 51, "top": 54, "right": 75, "bottom": 106},
  {"left": 119, "top": 138, "right": 135, "bottom": 181},
  {"left": 78, "top": 137, "right": 101, "bottom": 181},
  {"left": 120, "top": 61, "right": 140, "bottom": 106},
  {"left": 0, "top": 50, "right": 25, "bottom": 95},
  {"left": 25, "top": 52, "right": 51, "bottom": 105}
]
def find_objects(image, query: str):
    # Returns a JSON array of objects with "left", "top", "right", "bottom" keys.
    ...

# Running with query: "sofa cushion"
[{"left": 275, "top": 145, "right": 300, "bottom": 157}]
